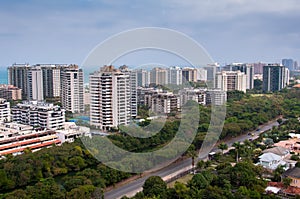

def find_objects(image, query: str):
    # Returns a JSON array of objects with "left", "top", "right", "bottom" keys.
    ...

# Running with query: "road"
[{"left": 104, "top": 119, "right": 279, "bottom": 199}]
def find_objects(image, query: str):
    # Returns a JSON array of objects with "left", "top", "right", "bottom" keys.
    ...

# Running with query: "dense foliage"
[{"left": 0, "top": 140, "right": 130, "bottom": 198}]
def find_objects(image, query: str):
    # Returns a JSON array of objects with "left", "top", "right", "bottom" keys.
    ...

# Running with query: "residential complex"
[
  {"left": 222, "top": 63, "right": 254, "bottom": 89},
  {"left": 263, "top": 64, "right": 289, "bottom": 92},
  {"left": 41, "top": 64, "right": 63, "bottom": 98},
  {"left": 182, "top": 67, "right": 198, "bottom": 83},
  {"left": 11, "top": 101, "right": 65, "bottom": 130},
  {"left": 8, "top": 63, "right": 30, "bottom": 99},
  {"left": 0, "top": 123, "right": 61, "bottom": 157},
  {"left": 60, "top": 65, "right": 84, "bottom": 113},
  {"left": 27, "top": 67, "right": 44, "bottom": 101},
  {"left": 137, "top": 69, "right": 150, "bottom": 87},
  {"left": 90, "top": 65, "right": 136, "bottom": 130},
  {"left": 215, "top": 70, "right": 247, "bottom": 93},
  {"left": 168, "top": 66, "right": 182, "bottom": 85},
  {"left": 0, "top": 84, "right": 21, "bottom": 100},
  {"left": 150, "top": 67, "right": 168, "bottom": 85}
]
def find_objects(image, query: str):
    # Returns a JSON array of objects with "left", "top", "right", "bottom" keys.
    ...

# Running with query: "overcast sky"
[{"left": 0, "top": 0, "right": 300, "bottom": 67}]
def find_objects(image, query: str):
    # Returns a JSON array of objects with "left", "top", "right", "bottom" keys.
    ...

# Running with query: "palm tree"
[
  {"left": 232, "top": 142, "right": 243, "bottom": 163},
  {"left": 187, "top": 145, "right": 197, "bottom": 174}
]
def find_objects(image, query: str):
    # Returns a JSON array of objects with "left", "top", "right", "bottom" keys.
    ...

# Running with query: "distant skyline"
[{"left": 0, "top": 0, "right": 300, "bottom": 67}]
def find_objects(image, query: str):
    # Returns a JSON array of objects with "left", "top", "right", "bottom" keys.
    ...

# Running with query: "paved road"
[{"left": 104, "top": 119, "right": 279, "bottom": 199}]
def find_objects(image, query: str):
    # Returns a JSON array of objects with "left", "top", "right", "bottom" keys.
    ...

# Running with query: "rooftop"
[{"left": 283, "top": 167, "right": 300, "bottom": 179}]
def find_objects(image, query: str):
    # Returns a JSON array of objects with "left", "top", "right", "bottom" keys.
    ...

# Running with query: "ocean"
[{"left": 0, "top": 67, "right": 8, "bottom": 84}]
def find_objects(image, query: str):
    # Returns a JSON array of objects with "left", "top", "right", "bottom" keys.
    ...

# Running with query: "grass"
[{"left": 167, "top": 174, "right": 193, "bottom": 188}]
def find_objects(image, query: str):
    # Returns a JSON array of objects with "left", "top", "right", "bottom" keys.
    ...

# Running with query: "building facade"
[
  {"left": 263, "top": 64, "right": 289, "bottom": 92},
  {"left": 8, "top": 63, "right": 30, "bottom": 99},
  {"left": 41, "top": 64, "right": 63, "bottom": 98},
  {"left": 90, "top": 65, "right": 135, "bottom": 130},
  {"left": 0, "top": 85, "right": 22, "bottom": 100},
  {"left": 150, "top": 67, "right": 168, "bottom": 85},
  {"left": 27, "top": 67, "right": 44, "bottom": 101},
  {"left": 215, "top": 71, "right": 247, "bottom": 93},
  {"left": 168, "top": 66, "right": 182, "bottom": 85},
  {"left": 0, "top": 98, "right": 10, "bottom": 123},
  {"left": 11, "top": 101, "right": 65, "bottom": 130},
  {"left": 60, "top": 65, "right": 84, "bottom": 113},
  {"left": 282, "top": 58, "right": 294, "bottom": 71},
  {"left": 136, "top": 69, "right": 150, "bottom": 87},
  {"left": 182, "top": 67, "right": 198, "bottom": 83},
  {"left": 223, "top": 63, "right": 254, "bottom": 90}
]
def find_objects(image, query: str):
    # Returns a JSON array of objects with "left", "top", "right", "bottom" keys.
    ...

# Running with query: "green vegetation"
[
  {"left": 132, "top": 161, "right": 273, "bottom": 199},
  {"left": 0, "top": 140, "right": 130, "bottom": 198},
  {"left": 1, "top": 88, "right": 300, "bottom": 198}
]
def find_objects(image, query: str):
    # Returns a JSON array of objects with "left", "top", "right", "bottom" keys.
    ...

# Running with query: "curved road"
[{"left": 104, "top": 119, "right": 279, "bottom": 199}]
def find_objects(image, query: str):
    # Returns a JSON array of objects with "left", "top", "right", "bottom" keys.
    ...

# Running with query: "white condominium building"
[
  {"left": 27, "top": 67, "right": 44, "bottom": 101},
  {"left": 168, "top": 66, "right": 182, "bottom": 85},
  {"left": 136, "top": 69, "right": 150, "bottom": 87},
  {"left": 215, "top": 71, "right": 247, "bottom": 93},
  {"left": 0, "top": 98, "right": 10, "bottom": 122},
  {"left": 90, "top": 65, "right": 134, "bottom": 131},
  {"left": 11, "top": 101, "right": 65, "bottom": 130},
  {"left": 61, "top": 65, "right": 84, "bottom": 113}
]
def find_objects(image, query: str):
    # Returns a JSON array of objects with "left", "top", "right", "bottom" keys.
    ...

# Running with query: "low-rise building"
[
  {"left": 11, "top": 101, "right": 65, "bottom": 130},
  {"left": 275, "top": 138, "right": 300, "bottom": 155},
  {"left": 283, "top": 167, "right": 300, "bottom": 188},
  {"left": 257, "top": 152, "right": 287, "bottom": 171},
  {"left": 56, "top": 122, "right": 91, "bottom": 143},
  {"left": 179, "top": 88, "right": 206, "bottom": 106},
  {"left": 145, "top": 92, "right": 180, "bottom": 114},
  {"left": 0, "top": 84, "right": 22, "bottom": 100},
  {"left": 0, "top": 122, "right": 60, "bottom": 157}
]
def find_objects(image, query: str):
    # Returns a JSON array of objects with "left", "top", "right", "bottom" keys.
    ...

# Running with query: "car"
[{"left": 256, "top": 128, "right": 260, "bottom": 131}]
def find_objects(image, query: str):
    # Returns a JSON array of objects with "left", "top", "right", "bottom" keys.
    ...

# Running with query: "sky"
[{"left": 0, "top": 0, "right": 300, "bottom": 68}]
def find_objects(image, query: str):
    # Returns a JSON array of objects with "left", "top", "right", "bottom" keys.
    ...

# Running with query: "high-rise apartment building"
[
  {"left": 11, "top": 101, "right": 65, "bottom": 130},
  {"left": 215, "top": 71, "right": 247, "bottom": 93},
  {"left": 61, "top": 65, "right": 84, "bottom": 113},
  {"left": 263, "top": 64, "right": 289, "bottom": 92},
  {"left": 204, "top": 64, "right": 217, "bottom": 87},
  {"left": 41, "top": 64, "right": 64, "bottom": 98},
  {"left": 282, "top": 59, "right": 294, "bottom": 71},
  {"left": 8, "top": 63, "right": 31, "bottom": 99},
  {"left": 168, "top": 66, "right": 182, "bottom": 85},
  {"left": 150, "top": 67, "right": 168, "bottom": 85},
  {"left": 90, "top": 65, "right": 136, "bottom": 130},
  {"left": 136, "top": 69, "right": 150, "bottom": 87},
  {"left": 250, "top": 62, "right": 265, "bottom": 74},
  {"left": 119, "top": 65, "right": 137, "bottom": 118},
  {"left": 197, "top": 68, "right": 207, "bottom": 82},
  {"left": 223, "top": 63, "right": 254, "bottom": 90},
  {"left": 27, "top": 67, "right": 44, "bottom": 101},
  {"left": 182, "top": 67, "right": 198, "bottom": 83}
]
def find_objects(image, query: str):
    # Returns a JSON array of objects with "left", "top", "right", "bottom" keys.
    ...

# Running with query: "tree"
[
  {"left": 232, "top": 142, "right": 243, "bottom": 163},
  {"left": 283, "top": 177, "right": 292, "bottom": 188},
  {"left": 218, "top": 143, "right": 228, "bottom": 154},
  {"left": 174, "top": 182, "right": 189, "bottom": 199},
  {"left": 143, "top": 176, "right": 167, "bottom": 198},
  {"left": 186, "top": 144, "right": 197, "bottom": 174}
]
